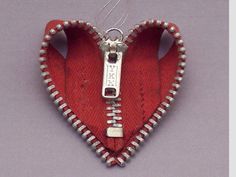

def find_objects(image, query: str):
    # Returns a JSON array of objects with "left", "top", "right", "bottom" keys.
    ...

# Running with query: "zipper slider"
[{"left": 100, "top": 28, "right": 128, "bottom": 99}]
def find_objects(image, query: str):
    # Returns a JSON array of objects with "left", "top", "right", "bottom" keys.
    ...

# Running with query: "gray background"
[{"left": 0, "top": 0, "right": 228, "bottom": 177}]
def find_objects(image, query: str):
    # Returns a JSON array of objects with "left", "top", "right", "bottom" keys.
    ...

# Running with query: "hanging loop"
[{"left": 104, "top": 27, "right": 124, "bottom": 41}]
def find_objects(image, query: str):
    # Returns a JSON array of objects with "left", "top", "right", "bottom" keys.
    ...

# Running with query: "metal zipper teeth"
[
  {"left": 115, "top": 19, "right": 186, "bottom": 167},
  {"left": 39, "top": 20, "right": 116, "bottom": 167},
  {"left": 39, "top": 19, "right": 186, "bottom": 167},
  {"left": 106, "top": 97, "right": 123, "bottom": 129}
]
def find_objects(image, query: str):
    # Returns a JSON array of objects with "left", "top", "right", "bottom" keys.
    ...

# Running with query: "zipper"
[
  {"left": 106, "top": 97, "right": 123, "bottom": 137},
  {"left": 99, "top": 28, "right": 127, "bottom": 138}
]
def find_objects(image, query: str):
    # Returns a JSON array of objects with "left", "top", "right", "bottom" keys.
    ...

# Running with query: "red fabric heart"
[{"left": 39, "top": 19, "right": 186, "bottom": 166}]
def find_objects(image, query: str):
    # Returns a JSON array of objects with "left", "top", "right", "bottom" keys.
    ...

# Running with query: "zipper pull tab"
[{"left": 100, "top": 28, "right": 128, "bottom": 99}]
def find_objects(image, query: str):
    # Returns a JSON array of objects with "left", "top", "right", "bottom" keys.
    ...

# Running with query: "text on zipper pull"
[{"left": 100, "top": 28, "right": 128, "bottom": 99}]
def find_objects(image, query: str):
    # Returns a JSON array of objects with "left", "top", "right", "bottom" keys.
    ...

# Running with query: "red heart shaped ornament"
[{"left": 38, "top": 19, "right": 186, "bottom": 167}]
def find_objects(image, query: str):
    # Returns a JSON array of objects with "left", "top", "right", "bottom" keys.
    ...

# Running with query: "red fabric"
[{"left": 44, "top": 20, "right": 179, "bottom": 154}]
